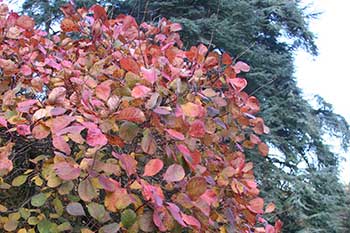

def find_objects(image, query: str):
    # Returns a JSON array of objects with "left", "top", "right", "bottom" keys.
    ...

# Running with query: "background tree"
[{"left": 16, "top": 0, "right": 350, "bottom": 232}]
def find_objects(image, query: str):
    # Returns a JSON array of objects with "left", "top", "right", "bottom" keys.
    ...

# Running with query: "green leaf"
[
  {"left": 57, "top": 222, "right": 72, "bottom": 232},
  {"left": 12, "top": 175, "right": 29, "bottom": 186},
  {"left": 87, "top": 202, "right": 106, "bottom": 222},
  {"left": 31, "top": 193, "right": 48, "bottom": 207},
  {"left": 37, "top": 219, "right": 58, "bottom": 233},
  {"left": 99, "top": 223, "right": 120, "bottom": 233},
  {"left": 121, "top": 209, "right": 137, "bottom": 228}
]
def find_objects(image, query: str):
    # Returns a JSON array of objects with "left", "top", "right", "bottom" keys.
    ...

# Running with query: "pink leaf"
[
  {"left": 143, "top": 159, "right": 163, "bottom": 177},
  {"left": 234, "top": 61, "right": 250, "bottom": 73},
  {"left": 86, "top": 126, "right": 107, "bottom": 147},
  {"left": 20, "top": 64, "right": 32, "bottom": 76},
  {"left": 169, "top": 23, "right": 182, "bottom": 32},
  {"left": 141, "top": 67, "right": 157, "bottom": 84},
  {"left": 96, "top": 80, "right": 113, "bottom": 101},
  {"left": 228, "top": 78, "right": 247, "bottom": 92},
  {"left": 164, "top": 164, "right": 185, "bottom": 182},
  {"left": 165, "top": 129, "right": 185, "bottom": 140},
  {"left": 52, "top": 135, "right": 71, "bottom": 155},
  {"left": 188, "top": 120, "right": 206, "bottom": 138},
  {"left": 113, "top": 153, "right": 137, "bottom": 177},
  {"left": 0, "top": 117, "right": 8, "bottom": 128},
  {"left": 181, "top": 213, "right": 201, "bottom": 229},
  {"left": 166, "top": 202, "right": 187, "bottom": 227},
  {"left": 17, "top": 99, "right": 37, "bottom": 113},
  {"left": 54, "top": 162, "right": 80, "bottom": 181},
  {"left": 131, "top": 85, "right": 151, "bottom": 99},
  {"left": 17, "top": 124, "right": 31, "bottom": 136},
  {"left": 98, "top": 175, "right": 116, "bottom": 192}
]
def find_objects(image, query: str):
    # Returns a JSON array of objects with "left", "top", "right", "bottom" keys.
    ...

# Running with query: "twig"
[{"left": 207, "top": 0, "right": 220, "bottom": 52}]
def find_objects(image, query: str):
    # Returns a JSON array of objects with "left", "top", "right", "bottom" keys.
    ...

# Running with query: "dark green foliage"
[{"left": 18, "top": 0, "right": 350, "bottom": 232}]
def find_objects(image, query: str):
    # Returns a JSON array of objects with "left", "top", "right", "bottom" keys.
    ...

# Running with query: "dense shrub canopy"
[{"left": 0, "top": 3, "right": 281, "bottom": 233}]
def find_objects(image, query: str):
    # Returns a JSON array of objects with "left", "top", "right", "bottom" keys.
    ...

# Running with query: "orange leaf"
[
  {"left": 143, "top": 159, "right": 163, "bottom": 177},
  {"left": 186, "top": 177, "right": 207, "bottom": 200},
  {"left": 131, "top": 85, "right": 151, "bottom": 99},
  {"left": 247, "top": 197, "right": 264, "bottom": 214},
  {"left": 16, "top": 15, "right": 35, "bottom": 30},
  {"left": 222, "top": 52, "right": 232, "bottom": 65},
  {"left": 116, "top": 107, "right": 146, "bottom": 123},
  {"left": 265, "top": 202, "right": 276, "bottom": 213},
  {"left": 120, "top": 57, "right": 140, "bottom": 74},
  {"left": 61, "top": 18, "right": 79, "bottom": 32},
  {"left": 258, "top": 142, "right": 269, "bottom": 157}
]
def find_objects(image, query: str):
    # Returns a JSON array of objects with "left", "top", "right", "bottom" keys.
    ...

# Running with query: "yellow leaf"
[{"left": 0, "top": 203, "right": 7, "bottom": 212}]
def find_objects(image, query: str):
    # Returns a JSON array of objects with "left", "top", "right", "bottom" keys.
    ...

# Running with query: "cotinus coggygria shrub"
[{"left": 0, "top": 3, "right": 282, "bottom": 233}]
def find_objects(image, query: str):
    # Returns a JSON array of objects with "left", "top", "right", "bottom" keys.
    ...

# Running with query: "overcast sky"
[{"left": 296, "top": 0, "right": 350, "bottom": 183}]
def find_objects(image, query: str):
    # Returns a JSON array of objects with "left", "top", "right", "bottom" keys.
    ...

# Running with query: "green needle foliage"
[{"left": 18, "top": 0, "right": 350, "bottom": 231}]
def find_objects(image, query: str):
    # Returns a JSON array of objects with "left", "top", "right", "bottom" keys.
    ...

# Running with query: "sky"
[{"left": 295, "top": 0, "right": 350, "bottom": 183}]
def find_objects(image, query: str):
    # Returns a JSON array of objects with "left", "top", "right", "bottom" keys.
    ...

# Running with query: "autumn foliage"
[{"left": 0, "top": 3, "right": 281, "bottom": 233}]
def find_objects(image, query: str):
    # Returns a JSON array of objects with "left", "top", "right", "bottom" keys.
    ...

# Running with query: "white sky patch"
[{"left": 296, "top": 0, "right": 350, "bottom": 184}]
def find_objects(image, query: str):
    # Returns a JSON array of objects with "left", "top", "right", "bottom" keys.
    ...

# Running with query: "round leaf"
[
  {"left": 31, "top": 193, "right": 48, "bottom": 207},
  {"left": 164, "top": 164, "right": 185, "bottom": 182},
  {"left": 143, "top": 159, "right": 163, "bottom": 177}
]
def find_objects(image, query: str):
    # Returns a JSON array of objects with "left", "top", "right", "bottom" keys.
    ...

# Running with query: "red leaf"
[
  {"left": 165, "top": 129, "right": 185, "bottom": 140},
  {"left": 54, "top": 162, "right": 80, "bottom": 181},
  {"left": 164, "top": 164, "right": 185, "bottom": 182},
  {"left": 143, "top": 159, "right": 163, "bottom": 176},
  {"left": 116, "top": 107, "right": 146, "bottom": 123},
  {"left": 16, "top": 15, "right": 35, "bottom": 30},
  {"left": 188, "top": 120, "right": 206, "bottom": 138},
  {"left": 120, "top": 57, "right": 140, "bottom": 74},
  {"left": 61, "top": 18, "right": 79, "bottom": 32},
  {"left": 275, "top": 219, "right": 283, "bottom": 233},
  {"left": 90, "top": 4, "right": 107, "bottom": 22},
  {"left": 247, "top": 197, "right": 264, "bottom": 214},
  {"left": 222, "top": 52, "right": 232, "bottom": 65},
  {"left": 131, "top": 85, "right": 151, "bottom": 99}
]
